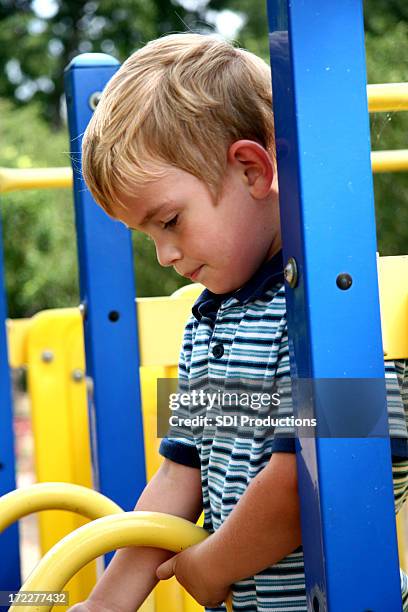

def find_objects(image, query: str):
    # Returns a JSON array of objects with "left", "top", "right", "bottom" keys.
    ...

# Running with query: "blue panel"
[
  {"left": 64, "top": 57, "right": 147, "bottom": 525},
  {"left": 0, "top": 215, "right": 21, "bottom": 593},
  {"left": 267, "top": 1, "right": 402, "bottom": 610}
]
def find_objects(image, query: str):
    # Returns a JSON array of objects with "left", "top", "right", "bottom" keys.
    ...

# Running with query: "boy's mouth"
[{"left": 184, "top": 265, "right": 204, "bottom": 280}]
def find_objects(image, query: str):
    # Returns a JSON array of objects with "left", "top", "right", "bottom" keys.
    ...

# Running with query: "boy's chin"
[{"left": 203, "top": 279, "right": 242, "bottom": 295}]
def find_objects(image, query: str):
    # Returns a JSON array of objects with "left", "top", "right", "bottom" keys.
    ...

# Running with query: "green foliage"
[
  {"left": 0, "top": 0, "right": 210, "bottom": 127},
  {"left": 0, "top": 99, "right": 78, "bottom": 317}
]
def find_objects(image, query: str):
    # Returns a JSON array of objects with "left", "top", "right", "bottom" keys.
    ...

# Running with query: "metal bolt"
[
  {"left": 89, "top": 91, "right": 102, "bottom": 110},
  {"left": 336, "top": 272, "right": 353, "bottom": 290},
  {"left": 284, "top": 257, "right": 298, "bottom": 288},
  {"left": 79, "top": 302, "right": 87, "bottom": 320},
  {"left": 72, "top": 369, "right": 84, "bottom": 382},
  {"left": 41, "top": 350, "right": 54, "bottom": 363},
  {"left": 86, "top": 376, "right": 94, "bottom": 396}
]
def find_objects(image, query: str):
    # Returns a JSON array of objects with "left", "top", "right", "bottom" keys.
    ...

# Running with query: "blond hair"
[{"left": 81, "top": 32, "right": 274, "bottom": 217}]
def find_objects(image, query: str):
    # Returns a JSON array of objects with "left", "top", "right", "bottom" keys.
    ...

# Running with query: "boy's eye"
[{"left": 163, "top": 215, "right": 178, "bottom": 230}]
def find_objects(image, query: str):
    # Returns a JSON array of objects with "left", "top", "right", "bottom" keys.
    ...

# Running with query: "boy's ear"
[{"left": 227, "top": 140, "right": 275, "bottom": 199}]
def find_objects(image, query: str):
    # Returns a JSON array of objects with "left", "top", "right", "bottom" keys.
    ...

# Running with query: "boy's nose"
[{"left": 155, "top": 242, "right": 182, "bottom": 267}]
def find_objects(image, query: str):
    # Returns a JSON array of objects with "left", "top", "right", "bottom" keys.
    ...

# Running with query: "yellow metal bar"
[
  {"left": 137, "top": 283, "right": 203, "bottom": 366},
  {"left": 0, "top": 83, "right": 405, "bottom": 196},
  {"left": 367, "top": 83, "right": 408, "bottom": 112},
  {"left": 0, "top": 482, "right": 123, "bottom": 534},
  {"left": 139, "top": 363, "right": 203, "bottom": 612},
  {"left": 16, "top": 304, "right": 203, "bottom": 611},
  {"left": 0, "top": 167, "right": 72, "bottom": 193},
  {"left": 25, "top": 308, "right": 95, "bottom": 606},
  {"left": 0, "top": 483, "right": 153, "bottom": 612},
  {"left": 6, "top": 318, "right": 31, "bottom": 367},
  {"left": 397, "top": 510, "right": 407, "bottom": 572},
  {"left": 378, "top": 256, "right": 408, "bottom": 360},
  {"left": 371, "top": 150, "right": 408, "bottom": 173},
  {"left": 138, "top": 287, "right": 203, "bottom": 612},
  {"left": 10, "top": 511, "right": 233, "bottom": 612}
]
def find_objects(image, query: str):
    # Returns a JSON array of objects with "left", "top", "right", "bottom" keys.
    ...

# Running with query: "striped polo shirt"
[{"left": 159, "top": 249, "right": 408, "bottom": 611}]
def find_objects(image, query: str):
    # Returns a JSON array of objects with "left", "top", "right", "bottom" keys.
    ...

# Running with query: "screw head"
[
  {"left": 336, "top": 273, "right": 353, "bottom": 290},
  {"left": 284, "top": 257, "right": 298, "bottom": 288},
  {"left": 89, "top": 91, "right": 102, "bottom": 110},
  {"left": 41, "top": 350, "right": 54, "bottom": 363},
  {"left": 72, "top": 369, "right": 84, "bottom": 382}
]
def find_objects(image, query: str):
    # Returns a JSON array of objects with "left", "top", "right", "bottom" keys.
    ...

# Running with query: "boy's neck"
[{"left": 264, "top": 234, "right": 282, "bottom": 262}]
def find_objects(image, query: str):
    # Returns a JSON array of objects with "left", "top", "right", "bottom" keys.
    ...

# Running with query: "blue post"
[
  {"left": 267, "top": 1, "right": 402, "bottom": 610},
  {"left": 64, "top": 56, "right": 147, "bottom": 531},
  {"left": 0, "top": 215, "right": 21, "bottom": 593}
]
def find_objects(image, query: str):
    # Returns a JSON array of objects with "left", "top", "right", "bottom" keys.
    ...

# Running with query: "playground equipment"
[
  {"left": 0, "top": 2, "right": 407, "bottom": 610},
  {"left": 3, "top": 291, "right": 204, "bottom": 609},
  {"left": 0, "top": 483, "right": 233, "bottom": 612},
  {"left": 8, "top": 512, "right": 212, "bottom": 612},
  {"left": 0, "top": 483, "right": 122, "bottom": 532}
]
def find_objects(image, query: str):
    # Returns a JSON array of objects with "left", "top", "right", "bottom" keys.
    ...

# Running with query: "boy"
[{"left": 72, "top": 33, "right": 408, "bottom": 611}]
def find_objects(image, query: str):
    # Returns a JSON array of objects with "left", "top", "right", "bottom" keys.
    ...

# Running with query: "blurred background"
[{"left": 0, "top": 0, "right": 407, "bottom": 318}]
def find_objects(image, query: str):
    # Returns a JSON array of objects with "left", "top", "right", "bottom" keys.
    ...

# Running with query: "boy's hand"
[{"left": 156, "top": 542, "right": 231, "bottom": 607}]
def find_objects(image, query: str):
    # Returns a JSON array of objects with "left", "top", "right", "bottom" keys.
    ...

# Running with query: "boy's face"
[{"left": 113, "top": 141, "right": 281, "bottom": 294}]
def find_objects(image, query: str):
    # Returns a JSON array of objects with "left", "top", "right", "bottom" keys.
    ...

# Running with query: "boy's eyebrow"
[{"left": 126, "top": 201, "right": 170, "bottom": 230}]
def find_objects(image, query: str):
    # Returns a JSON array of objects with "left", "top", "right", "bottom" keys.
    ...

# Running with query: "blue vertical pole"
[
  {"left": 0, "top": 215, "right": 21, "bottom": 593},
  {"left": 64, "top": 55, "right": 147, "bottom": 529},
  {"left": 267, "top": 1, "right": 402, "bottom": 610}
]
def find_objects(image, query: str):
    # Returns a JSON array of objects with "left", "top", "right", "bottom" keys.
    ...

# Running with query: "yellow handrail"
[
  {"left": 0, "top": 148, "right": 406, "bottom": 195},
  {"left": 0, "top": 482, "right": 123, "bottom": 533},
  {"left": 0, "top": 166, "right": 72, "bottom": 193},
  {"left": 371, "top": 150, "right": 408, "bottom": 173},
  {"left": 0, "top": 84, "right": 406, "bottom": 195},
  {"left": 0, "top": 83, "right": 408, "bottom": 193},
  {"left": 367, "top": 83, "right": 408, "bottom": 112},
  {"left": 9, "top": 510, "right": 233, "bottom": 612}
]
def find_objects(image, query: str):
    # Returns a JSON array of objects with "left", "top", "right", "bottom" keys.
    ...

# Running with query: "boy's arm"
[
  {"left": 72, "top": 458, "right": 202, "bottom": 612},
  {"left": 158, "top": 452, "right": 301, "bottom": 593},
  {"left": 202, "top": 452, "right": 301, "bottom": 582}
]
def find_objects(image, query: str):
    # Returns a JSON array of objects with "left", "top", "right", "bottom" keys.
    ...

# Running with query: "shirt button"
[{"left": 212, "top": 343, "right": 224, "bottom": 358}]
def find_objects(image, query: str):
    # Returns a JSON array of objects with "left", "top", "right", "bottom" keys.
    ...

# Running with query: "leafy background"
[{"left": 0, "top": 0, "right": 407, "bottom": 318}]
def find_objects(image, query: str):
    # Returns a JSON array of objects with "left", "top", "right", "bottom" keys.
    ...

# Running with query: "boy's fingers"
[{"left": 156, "top": 558, "right": 175, "bottom": 580}]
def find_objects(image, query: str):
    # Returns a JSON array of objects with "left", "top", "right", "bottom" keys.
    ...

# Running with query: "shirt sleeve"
[
  {"left": 159, "top": 437, "right": 201, "bottom": 468},
  {"left": 158, "top": 314, "right": 201, "bottom": 468}
]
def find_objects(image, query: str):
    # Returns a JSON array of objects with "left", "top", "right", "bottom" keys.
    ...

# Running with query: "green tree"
[
  {"left": 0, "top": 98, "right": 78, "bottom": 317},
  {"left": 0, "top": 0, "right": 215, "bottom": 128}
]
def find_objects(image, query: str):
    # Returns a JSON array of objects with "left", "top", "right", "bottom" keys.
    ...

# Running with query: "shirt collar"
[{"left": 192, "top": 249, "right": 284, "bottom": 322}]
